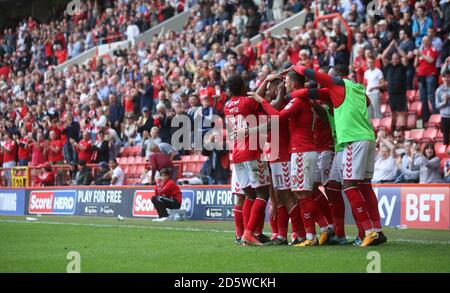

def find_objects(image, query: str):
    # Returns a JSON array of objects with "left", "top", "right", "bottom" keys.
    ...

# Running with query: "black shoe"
[
  {"left": 372, "top": 231, "right": 387, "bottom": 245},
  {"left": 256, "top": 233, "right": 271, "bottom": 244},
  {"left": 266, "top": 237, "right": 288, "bottom": 246},
  {"left": 289, "top": 237, "right": 306, "bottom": 246},
  {"left": 235, "top": 237, "right": 242, "bottom": 245}
]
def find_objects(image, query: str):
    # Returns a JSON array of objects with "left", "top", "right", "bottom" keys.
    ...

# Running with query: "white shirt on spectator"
[
  {"left": 372, "top": 155, "right": 396, "bottom": 183},
  {"left": 126, "top": 24, "right": 140, "bottom": 41},
  {"left": 112, "top": 166, "right": 125, "bottom": 186},
  {"left": 364, "top": 67, "right": 384, "bottom": 94}
]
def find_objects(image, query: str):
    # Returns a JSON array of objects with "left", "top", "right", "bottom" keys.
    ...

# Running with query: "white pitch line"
[{"left": 1, "top": 219, "right": 450, "bottom": 245}]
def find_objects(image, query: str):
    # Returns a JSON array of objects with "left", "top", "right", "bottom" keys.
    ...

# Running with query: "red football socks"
[
  {"left": 299, "top": 197, "right": 317, "bottom": 235},
  {"left": 233, "top": 205, "right": 244, "bottom": 238},
  {"left": 343, "top": 186, "right": 373, "bottom": 232},
  {"left": 277, "top": 205, "right": 289, "bottom": 239},
  {"left": 242, "top": 198, "right": 255, "bottom": 229},
  {"left": 246, "top": 198, "right": 267, "bottom": 234},
  {"left": 325, "top": 183, "right": 346, "bottom": 237},
  {"left": 312, "top": 188, "right": 333, "bottom": 227},
  {"left": 289, "top": 203, "right": 306, "bottom": 238},
  {"left": 359, "top": 182, "right": 382, "bottom": 231}
]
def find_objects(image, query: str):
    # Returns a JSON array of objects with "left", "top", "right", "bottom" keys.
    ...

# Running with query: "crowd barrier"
[{"left": 0, "top": 185, "right": 449, "bottom": 230}]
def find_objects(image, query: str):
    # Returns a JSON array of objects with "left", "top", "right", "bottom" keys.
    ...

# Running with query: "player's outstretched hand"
[{"left": 247, "top": 92, "right": 264, "bottom": 103}]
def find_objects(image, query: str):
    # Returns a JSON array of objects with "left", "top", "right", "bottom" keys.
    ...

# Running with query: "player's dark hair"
[
  {"left": 333, "top": 64, "right": 349, "bottom": 77},
  {"left": 287, "top": 71, "right": 305, "bottom": 88},
  {"left": 227, "top": 74, "right": 246, "bottom": 96},
  {"left": 160, "top": 168, "right": 173, "bottom": 176}
]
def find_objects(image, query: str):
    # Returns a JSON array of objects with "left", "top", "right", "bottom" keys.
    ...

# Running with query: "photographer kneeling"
[{"left": 151, "top": 168, "right": 182, "bottom": 222}]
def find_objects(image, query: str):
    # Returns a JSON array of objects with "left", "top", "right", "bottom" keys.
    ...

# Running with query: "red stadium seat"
[
  {"left": 131, "top": 146, "right": 141, "bottom": 156},
  {"left": 117, "top": 157, "right": 127, "bottom": 164},
  {"left": 409, "top": 101, "right": 422, "bottom": 117},
  {"left": 406, "top": 113, "right": 417, "bottom": 129},
  {"left": 421, "top": 127, "right": 438, "bottom": 143},
  {"left": 435, "top": 143, "right": 447, "bottom": 159},
  {"left": 434, "top": 130, "right": 444, "bottom": 143},
  {"left": 404, "top": 130, "right": 411, "bottom": 139},
  {"left": 406, "top": 90, "right": 416, "bottom": 103},
  {"left": 426, "top": 114, "right": 441, "bottom": 128},
  {"left": 371, "top": 118, "right": 381, "bottom": 129},
  {"left": 380, "top": 103, "right": 391, "bottom": 117},
  {"left": 380, "top": 92, "right": 388, "bottom": 103},
  {"left": 408, "top": 129, "right": 424, "bottom": 142},
  {"left": 378, "top": 117, "right": 392, "bottom": 133}
]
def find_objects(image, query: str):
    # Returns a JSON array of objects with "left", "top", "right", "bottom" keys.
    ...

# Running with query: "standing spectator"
[
  {"left": 151, "top": 168, "right": 182, "bottom": 222},
  {"left": 202, "top": 130, "right": 229, "bottom": 184},
  {"left": 245, "top": 6, "right": 261, "bottom": 39},
  {"left": 30, "top": 132, "right": 47, "bottom": 167},
  {"left": 416, "top": 143, "right": 442, "bottom": 183},
  {"left": 18, "top": 128, "right": 32, "bottom": 166},
  {"left": 73, "top": 131, "right": 93, "bottom": 164},
  {"left": 125, "top": 19, "right": 140, "bottom": 42},
  {"left": 364, "top": 57, "right": 385, "bottom": 119},
  {"left": 108, "top": 94, "right": 124, "bottom": 135},
  {"left": 436, "top": 70, "right": 450, "bottom": 146},
  {"left": 93, "top": 129, "right": 109, "bottom": 163},
  {"left": 398, "top": 29, "right": 416, "bottom": 90},
  {"left": 48, "top": 130, "right": 64, "bottom": 165},
  {"left": 372, "top": 145, "right": 396, "bottom": 183},
  {"left": 138, "top": 76, "right": 154, "bottom": 112},
  {"left": 62, "top": 113, "right": 80, "bottom": 163},
  {"left": 122, "top": 113, "right": 138, "bottom": 146},
  {"left": 137, "top": 107, "right": 154, "bottom": 135},
  {"left": 332, "top": 20, "right": 349, "bottom": 66},
  {"left": 148, "top": 144, "right": 174, "bottom": 184},
  {"left": 415, "top": 36, "right": 439, "bottom": 122},
  {"left": 1, "top": 132, "right": 17, "bottom": 186},
  {"left": 382, "top": 41, "right": 408, "bottom": 131},
  {"left": 412, "top": 5, "right": 433, "bottom": 47}
]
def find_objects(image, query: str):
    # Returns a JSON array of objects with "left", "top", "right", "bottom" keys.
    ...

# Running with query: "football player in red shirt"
[
  {"left": 249, "top": 70, "right": 332, "bottom": 246},
  {"left": 151, "top": 168, "right": 182, "bottom": 222},
  {"left": 224, "top": 75, "right": 271, "bottom": 246},
  {"left": 251, "top": 74, "right": 307, "bottom": 245}
]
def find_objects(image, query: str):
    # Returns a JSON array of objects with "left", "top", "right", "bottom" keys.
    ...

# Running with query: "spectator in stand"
[
  {"left": 148, "top": 143, "right": 174, "bottom": 184},
  {"left": 92, "top": 129, "right": 110, "bottom": 164},
  {"left": 382, "top": 41, "right": 408, "bottom": 131},
  {"left": 415, "top": 36, "right": 439, "bottom": 122},
  {"left": 395, "top": 140, "right": 421, "bottom": 183},
  {"left": 142, "top": 127, "right": 162, "bottom": 160},
  {"left": 372, "top": 145, "right": 397, "bottom": 184},
  {"left": 398, "top": 29, "right": 416, "bottom": 90},
  {"left": 415, "top": 143, "right": 442, "bottom": 183},
  {"left": 444, "top": 160, "right": 450, "bottom": 184},
  {"left": 1, "top": 132, "right": 17, "bottom": 186},
  {"left": 105, "top": 158, "right": 124, "bottom": 186},
  {"left": 331, "top": 19, "right": 349, "bottom": 66},
  {"left": 154, "top": 103, "right": 173, "bottom": 144},
  {"left": 30, "top": 132, "right": 47, "bottom": 167},
  {"left": 138, "top": 76, "right": 154, "bottom": 112},
  {"left": 48, "top": 130, "right": 64, "bottom": 165},
  {"left": 412, "top": 5, "right": 434, "bottom": 47},
  {"left": 74, "top": 159, "right": 93, "bottom": 186},
  {"left": 436, "top": 70, "right": 450, "bottom": 146},
  {"left": 62, "top": 113, "right": 80, "bottom": 164},
  {"left": 202, "top": 129, "right": 229, "bottom": 184},
  {"left": 92, "top": 161, "right": 111, "bottom": 186},
  {"left": 109, "top": 94, "right": 124, "bottom": 135},
  {"left": 151, "top": 168, "right": 182, "bottom": 222},
  {"left": 18, "top": 128, "right": 32, "bottom": 166},
  {"left": 158, "top": 142, "right": 181, "bottom": 161},
  {"left": 73, "top": 131, "right": 93, "bottom": 164},
  {"left": 35, "top": 163, "right": 55, "bottom": 187},
  {"left": 364, "top": 57, "right": 385, "bottom": 119},
  {"left": 122, "top": 113, "right": 138, "bottom": 146},
  {"left": 137, "top": 106, "right": 154, "bottom": 135}
]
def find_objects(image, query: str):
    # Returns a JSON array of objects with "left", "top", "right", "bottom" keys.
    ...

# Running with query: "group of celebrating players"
[{"left": 224, "top": 64, "right": 388, "bottom": 247}]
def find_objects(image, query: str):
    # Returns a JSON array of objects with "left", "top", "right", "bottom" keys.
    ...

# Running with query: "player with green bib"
[{"left": 290, "top": 64, "right": 387, "bottom": 247}]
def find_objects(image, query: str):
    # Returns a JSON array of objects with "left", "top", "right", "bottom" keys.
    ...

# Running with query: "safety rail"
[{"left": 0, "top": 160, "right": 208, "bottom": 187}]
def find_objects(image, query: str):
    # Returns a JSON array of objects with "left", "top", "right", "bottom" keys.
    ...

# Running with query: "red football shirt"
[
  {"left": 155, "top": 179, "right": 182, "bottom": 204},
  {"left": 3, "top": 140, "right": 17, "bottom": 163},
  {"left": 77, "top": 139, "right": 93, "bottom": 163},
  {"left": 18, "top": 137, "right": 31, "bottom": 161},
  {"left": 224, "top": 96, "right": 261, "bottom": 164},
  {"left": 268, "top": 101, "right": 291, "bottom": 163},
  {"left": 312, "top": 104, "right": 334, "bottom": 152},
  {"left": 48, "top": 140, "right": 64, "bottom": 163},
  {"left": 417, "top": 47, "right": 438, "bottom": 76}
]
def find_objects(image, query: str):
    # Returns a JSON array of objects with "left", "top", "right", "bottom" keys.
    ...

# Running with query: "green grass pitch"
[{"left": 1, "top": 215, "right": 449, "bottom": 273}]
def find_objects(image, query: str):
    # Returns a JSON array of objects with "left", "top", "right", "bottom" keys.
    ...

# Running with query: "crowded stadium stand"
[{"left": 1, "top": 0, "right": 450, "bottom": 187}]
